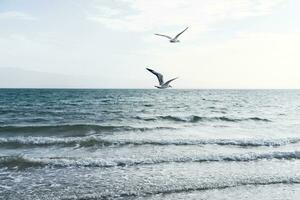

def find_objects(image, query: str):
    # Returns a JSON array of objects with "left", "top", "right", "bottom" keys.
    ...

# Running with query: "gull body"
[
  {"left": 146, "top": 68, "right": 178, "bottom": 89},
  {"left": 155, "top": 27, "right": 189, "bottom": 43}
]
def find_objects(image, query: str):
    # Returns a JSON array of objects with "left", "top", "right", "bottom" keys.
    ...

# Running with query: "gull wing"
[
  {"left": 154, "top": 34, "right": 172, "bottom": 40},
  {"left": 163, "top": 77, "right": 178, "bottom": 86},
  {"left": 146, "top": 68, "right": 164, "bottom": 85},
  {"left": 174, "top": 27, "right": 189, "bottom": 40}
]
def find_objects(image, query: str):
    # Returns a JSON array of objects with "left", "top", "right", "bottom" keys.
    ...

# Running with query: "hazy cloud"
[
  {"left": 87, "top": 0, "right": 286, "bottom": 32},
  {"left": 0, "top": 11, "right": 36, "bottom": 20},
  {"left": 0, "top": 0, "right": 298, "bottom": 88}
]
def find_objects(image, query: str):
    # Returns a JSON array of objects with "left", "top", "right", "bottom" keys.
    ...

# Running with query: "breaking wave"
[
  {"left": 0, "top": 136, "right": 299, "bottom": 148},
  {"left": 0, "top": 124, "right": 173, "bottom": 136},
  {"left": 1, "top": 151, "right": 300, "bottom": 169}
]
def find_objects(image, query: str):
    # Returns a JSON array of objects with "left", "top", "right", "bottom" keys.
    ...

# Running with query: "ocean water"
[{"left": 0, "top": 89, "right": 300, "bottom": 199}]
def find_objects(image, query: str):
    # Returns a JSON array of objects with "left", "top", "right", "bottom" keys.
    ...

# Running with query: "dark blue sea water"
[{"left": 0, "top": 89, "right": 300, "bottom": 199}]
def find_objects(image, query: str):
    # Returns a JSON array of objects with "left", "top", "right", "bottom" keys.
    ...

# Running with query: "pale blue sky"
[{"left": 1, "top": 0, "right": 300, "bottom": 88}]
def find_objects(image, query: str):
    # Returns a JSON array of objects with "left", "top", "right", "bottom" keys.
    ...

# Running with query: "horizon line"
[{"left": 1, "top": 88, "right": 300, "bottom": 90}]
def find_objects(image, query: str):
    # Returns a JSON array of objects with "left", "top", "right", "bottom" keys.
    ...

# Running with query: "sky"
[{"left": 0, "top": 0, "right": 300, "bottom": 88}]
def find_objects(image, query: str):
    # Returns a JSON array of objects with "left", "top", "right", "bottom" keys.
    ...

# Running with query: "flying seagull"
[
  {"left": 146, "top": 68, "right": 178, "bottom": 89},
  {"left": 155, "top": 27, "right": 189, "bottom": 43}
]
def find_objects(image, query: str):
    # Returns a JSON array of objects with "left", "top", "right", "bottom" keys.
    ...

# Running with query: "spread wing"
[
  {"left": 163, "top": 77, "right": 178, "bottom": 86},
  {"left": 146, "top": 68, "right": 164, "bottom": 85},
  {"left": 154, "top": 34, "right": 172, "bottom": 40},
  {"left": 174, "top": 27, "right": 189, "bottom": 40}
]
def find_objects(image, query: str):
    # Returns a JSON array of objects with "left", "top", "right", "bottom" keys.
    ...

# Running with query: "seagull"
[
  {"left": 146, "top": 68, "right": 178, "bottom": 89},
  {"left": 155, "top": 27, "right": 189, "bottom": 43}
]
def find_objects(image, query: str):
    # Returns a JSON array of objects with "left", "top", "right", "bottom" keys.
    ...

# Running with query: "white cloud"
[
  {"left": 0, "top": 11, "right": 36, "bottom": 20},
  {"left": 87, "top": 0, "right": 286, "bottom": 32},
  {"left": 1, "top": 0, "right": 297, "bottom": 88}
]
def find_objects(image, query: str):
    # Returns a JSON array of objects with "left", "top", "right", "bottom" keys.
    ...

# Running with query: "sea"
[{"left": 0, "top": 89, "right": 300, "bottom": 200}]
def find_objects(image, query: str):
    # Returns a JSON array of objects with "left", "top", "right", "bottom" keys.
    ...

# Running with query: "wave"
[
  {"left": 67, "top": 180, "right": 300, "bottom": 200},
  {"left": 70, "top": 178, "right": 300, "bottom": 200},
  {"left": 0, "top": 137, "right": 299, "bottom": 148},
  {"left": 0, "top": 124, "right": 173, "bottom": 136},
  {"left": 136, "top": 115, "right": 271, "bottom": 123},
  {"left": 1, "top": 151, "right": 300, "bottom": 169}
]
